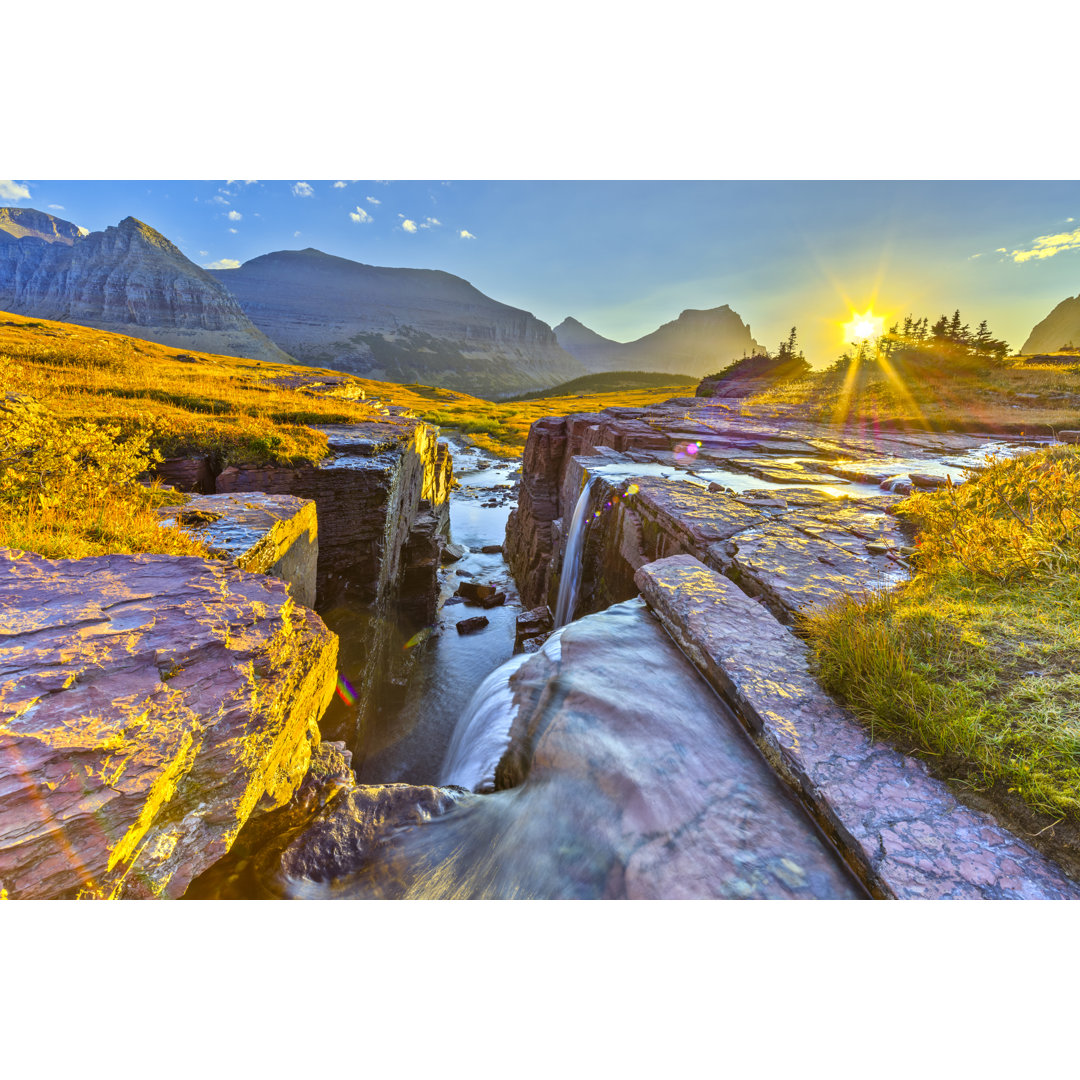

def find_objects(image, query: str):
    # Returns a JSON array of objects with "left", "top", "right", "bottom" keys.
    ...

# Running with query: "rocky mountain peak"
[{"left": 0, "top": 206, "right": 86, "bottom": 246}]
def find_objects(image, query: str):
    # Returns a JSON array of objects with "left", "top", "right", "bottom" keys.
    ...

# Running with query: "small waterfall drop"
[
  {"left": 438, "top": 652, "right": 532, "bottom": 792},
  {"left": 553, "top": 476, "right": 597, "bottom": 628}
]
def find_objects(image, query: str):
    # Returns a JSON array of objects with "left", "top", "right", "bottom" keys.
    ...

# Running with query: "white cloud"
[
  {"left": 995, "top": 247, "right": 1007, "bottom": 253},
  {"left": 226, "top": 180, "right": 258, "bottom": 186},
  {"left": 199, "top": 250, "right": 209, "bottom": 256},
  {"left": 0, "top": 180, "right": 31, "bottom": 201},
  {"left": 333, "top": 181, "right": 349, "bottom": 188},
  {"left": 401, "top": 219, "right": 418, "bottom": 233},
  {"left": 968, "top": 253, "right": 982, "bottom": 259},
  {"left": 294, "top": 230, "right": 301, "bottom": 237},
  {"left": 1009, "top": 226, "right": 1080, "bottom": 263},
  {"left": 419, "top": 217, "right": 442, "bottom": 229},
  {"left": 204, "top": 258, "right": 241, "bottom": 270},
  {"left": 1069, "top": 217, "right": 1076, "bottom": 223},
  {"left": 459, "top": 229, "right": 476, "bottom": 240},
  {"left": 366, "top": 196, "right": 381, "bottom": 205},
  {"left": 291, "top": 181, "right": 315, "bottom": 198},
  {"left": 349, "top": 207, "right": 373, "bottom": 224},
  {"left": 228, "top": 227, "right": 238, "bottom": 234},
  {"left": 48, "top": 203, "right": 64, "bottom": 210},
  {"left": 374, "top": 180, "right": 391, "bottom": 185},
  {"left": 211, "top": 194, "right": 230, "bottom": 206},
  {"left": 227, "top": 210, "right": 242, "bottom": 221}
]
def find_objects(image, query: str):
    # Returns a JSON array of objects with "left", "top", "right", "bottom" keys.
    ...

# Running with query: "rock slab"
[
  {"left": 635, "top": 555, "right": 1080, "bottom": 899},
  {"left": 0, "top": 549, "right": 338, "bottom": 899}
]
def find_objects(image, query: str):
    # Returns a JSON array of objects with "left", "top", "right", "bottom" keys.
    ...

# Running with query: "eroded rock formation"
[{"left": 0, "top": 549, "right": 338, "bottom": 899}]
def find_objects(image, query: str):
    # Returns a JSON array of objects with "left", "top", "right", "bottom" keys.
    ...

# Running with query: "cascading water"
[
  {"left": 439, "top": 652, "right": 532, "bottom": 792},
  {"left": 553, "top": 476, "right": 597, "bottom": 628},
  {"left": 439, "top": 630, "right": 565, "bottom": 793}
]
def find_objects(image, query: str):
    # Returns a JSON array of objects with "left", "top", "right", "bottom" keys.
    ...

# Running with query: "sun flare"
[{"left": 842, "top": 309, "right": 884, "bottom": 344}]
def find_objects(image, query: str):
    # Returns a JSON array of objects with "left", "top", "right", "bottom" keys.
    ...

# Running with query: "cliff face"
[
  {"left": 554, "top": 306, "right": 761, "bottom": 377},
  {"left": 0, "top": 209, "right": 293, "bottom": 364},
  {"left": 1022, "top": 294, "right": 1080, "bottom": 354},
  {"left": 212, "top": 249, "right": 586, "bottom": 398}
]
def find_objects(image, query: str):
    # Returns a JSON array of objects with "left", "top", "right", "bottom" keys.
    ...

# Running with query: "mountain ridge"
[
  {"left": 1022, "top": 293, "right": 1080, "bottom": 354},
  {"left": 212, "top": 247, "right": 587, "bottom": 398},
  {"left": 0, "top": 207, "right": 293, "bottom": 364},
  {"left": 555, "top": 305, "right": 761, "bottom": 377}
]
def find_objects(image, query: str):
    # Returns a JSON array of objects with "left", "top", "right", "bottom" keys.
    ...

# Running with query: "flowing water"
[
  {"left": 283, "top": 600, "right": 866, "bottom": 899},
  {"left": 553, "top": 476, "right": 597, "bottom": 627}
]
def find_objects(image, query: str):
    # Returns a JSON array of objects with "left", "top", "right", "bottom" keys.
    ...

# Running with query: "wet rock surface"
[
  {"left": 323, "top": 599, "right": 864, "bottom": 899},
  {"left": 0, "top": 548, "right": 338, "bottom": 899},
  {"left": 635, "top": 556, "right": 1080, "bottom": 899},
  {"left": 156, "top": 492, "right": 318, "bottom": 608}
]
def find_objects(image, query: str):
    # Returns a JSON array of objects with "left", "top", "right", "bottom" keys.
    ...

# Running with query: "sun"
[{"left": 842, "top": 309, "right": 884, "bottom": 344}]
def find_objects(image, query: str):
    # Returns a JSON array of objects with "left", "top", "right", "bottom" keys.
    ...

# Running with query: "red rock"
[
  {"left": 0, "top": 548, "right": 338, "bottom": 899},
  {"left": 455, "top": 581, "right": 496, "bottom": 602}
]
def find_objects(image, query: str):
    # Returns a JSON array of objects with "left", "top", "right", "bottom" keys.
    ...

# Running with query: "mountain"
[
  {"left": 0, "top": 206, "right": 87, "bottom": 245},
  {"left": 0, "top": 209, "right": 293, "bottom": 364},
  {"left": 212, "top": 249, "right": 586, "bottom": 398},
  {"left": 1022, "top": 294, "right": 1080, "bottom": 354},
  {"left": 554, "top": 306, "right": 761, "bottom": 377}
]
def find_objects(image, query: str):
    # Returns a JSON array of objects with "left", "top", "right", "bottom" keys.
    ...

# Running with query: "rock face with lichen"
[{"left": 0, "top": 549, "right": 338, "bottom": 899}]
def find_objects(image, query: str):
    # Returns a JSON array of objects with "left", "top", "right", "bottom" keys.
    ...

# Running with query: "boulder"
[
  {"left": 455, "top": 615, "right": 489, "bottom": 635},
  {"left": 0, "top": 548, "right": 338, "bottom": 899},
  {"left": 455, "top": 581, "right": 496, "bottom": 603},
  {"left": 479, "top": 592, "right": 507, "bottom": 609}
]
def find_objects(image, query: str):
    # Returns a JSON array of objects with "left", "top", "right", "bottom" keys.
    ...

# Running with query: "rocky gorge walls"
[{"left": 0, "top": 406, "right": 454, "bottom": 897}]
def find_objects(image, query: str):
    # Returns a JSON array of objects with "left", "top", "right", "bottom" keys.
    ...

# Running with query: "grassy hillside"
[
  {"left": 0, "top": 312, "right": 696, "bottom": 557},
  {"left": 738, "top": 338, "right": 1080, "bottom": 434},
  {"left": 505, "top": 369, "right": 696, "bottom": 401}
]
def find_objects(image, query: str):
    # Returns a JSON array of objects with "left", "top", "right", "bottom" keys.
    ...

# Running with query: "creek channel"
[
  {"left": 194, "top": 428, "right": 1048, "bottom": 899},
  {"left": 351, "top": 437, "right": 526, "bottom": 788}
]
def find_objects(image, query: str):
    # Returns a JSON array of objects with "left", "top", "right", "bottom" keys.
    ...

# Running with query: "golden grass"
[
  {"left": 802, "top": 445, "right": 1080, "bottom": 829},
  {"left": 743, "top": 342, "right": 1080, "bottom": 434}
]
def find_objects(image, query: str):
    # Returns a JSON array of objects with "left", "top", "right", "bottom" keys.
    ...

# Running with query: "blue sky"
[{"left": 4, "top": 179, "right": 1080, "bottom": 364}]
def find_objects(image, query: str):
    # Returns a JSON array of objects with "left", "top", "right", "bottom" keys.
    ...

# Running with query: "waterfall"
[
  {"left": 438, "top": 653, "right": 532, "bottom": 792},
  {"left": 439, "top": 631, "right": 565, "bottom": 794},
  {"left": 553, "top": 476, "right": 596, "bottom": 628}
]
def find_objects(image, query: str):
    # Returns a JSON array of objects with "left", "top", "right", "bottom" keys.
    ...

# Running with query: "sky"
[{"left": 4, "top": 179, "right": 1080, "bottom": 366}]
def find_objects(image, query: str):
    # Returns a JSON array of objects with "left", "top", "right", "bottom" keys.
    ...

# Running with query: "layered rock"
[
  {"left": 0, "top": 206, "right": 86, "bottom": 245},
  {"left": 0, "top": 209, "right": 292, "bottom": 364},
  {"left": 505, "top": 397, "right": 1013, "bottom": 622},
  {"left": 554, "top": 306, "right": 761, "bottom": 378},
  {"left": 212, "top": 248, "right": 586, "bottom": 397},
  {"left": 0, "top": 549, "right": 338, "bottom": 899},
  {"left": 216, "top": 420, "right": 451, "bottom": 611},
  {"left": 635, "top": 556, "right": 1080, "bottom": 899},
  {"left": 1022, "top": 293, "right": 1080, "bottom": 355},
  {"left": 215, "top": 420, "right": 452, "bottom": 748},
  {"left": 156, "top": 492, "right": 319, "bottom": 609}
]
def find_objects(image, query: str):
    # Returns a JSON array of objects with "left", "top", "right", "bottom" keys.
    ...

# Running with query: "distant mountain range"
[
  {"left": 2, "top": 204, "right": 764, "bottom": 397},
  {"left": 1022, "top": 293, "right": 1080, "bottom": 354},
  {"left": 211, "top": 248, "right": 586, "bottom": 398},
  {"left": 0, "top": 209, "right": 291, "bottom": 364},
  {"left": 554, "top": 307, "right": 761, "bottom": 377}
]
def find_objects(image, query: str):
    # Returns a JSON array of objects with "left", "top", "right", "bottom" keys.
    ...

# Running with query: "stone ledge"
[
  {"left": 634, "top": 554, "right": 1080, "bottom": 900},
  {"left": 157, "top": 492, "right": 318, "bottom": 609}
]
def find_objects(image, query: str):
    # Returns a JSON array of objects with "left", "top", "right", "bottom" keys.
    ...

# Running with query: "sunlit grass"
[{"left": 801, "top": 446, "right": 1080, "bottom": 832}]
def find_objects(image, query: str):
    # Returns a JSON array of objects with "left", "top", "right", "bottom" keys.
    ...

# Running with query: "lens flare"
[
  {"left": 843, "top": 309, "right": 884, "bottom": 344},
  {"left": 335, "top": 673, "right": 357, "bottom": 705}
]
